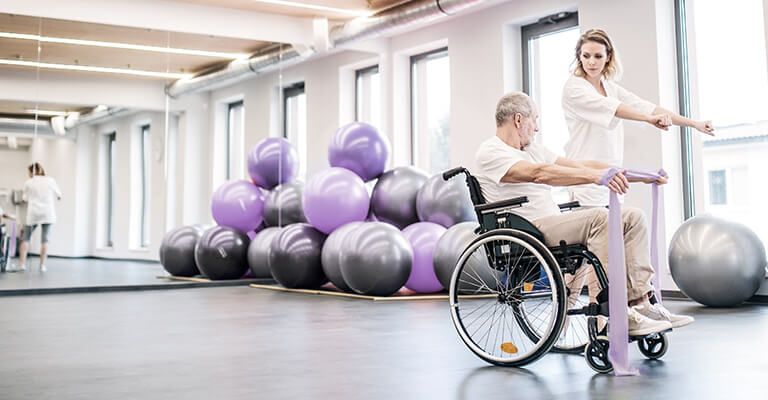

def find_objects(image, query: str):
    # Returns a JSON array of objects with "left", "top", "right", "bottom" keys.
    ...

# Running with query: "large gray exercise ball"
[
  {"left": 339, "top": 222, "right": 413, "bottom": 296},
  {"left": 669, "top": 215, "right": 767, "bottom": 307},
  {"left": 370, "top": 166, "right": 429, "bottom": 229},
  {"left": 416, "top": 173, "right": 475, "bottom": 228},
  {"left": 263, "top": 182, "right": 307, "bottom": 227},
  {"left": 321, "top": 221, "right": 365, "bottom": 292},
  {"left": 194, "top": 226, "right": 250, "bottom": 280},
  {"left": 247, "top": 227, "right": 281, "bottom": 279},
  {"left": 269, "top": 223, "right": 328, "bottom": 289},
  {"left": 433, "top": 222, "right": 500, "bottom": 294},
  {"left": 159, "top": 225, "right": 205, "bottom": 277}
]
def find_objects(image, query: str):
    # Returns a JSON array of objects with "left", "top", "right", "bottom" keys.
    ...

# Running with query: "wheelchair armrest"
[
  {"left": 558, "top": 201, "right": 581, "bottom": 212},
  {"left": 475, "top": 196, "right": 529, "bottom": 214}
]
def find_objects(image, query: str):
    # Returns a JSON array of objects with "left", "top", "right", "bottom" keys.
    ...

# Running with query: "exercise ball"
[
  {"left": 211, "top": 180, "right": 266, "bottom": 233},
  {"left": 269, "top": 223, "right": 328, "bottom": 289},
  {"left": 320, "top": 221, "right": 365, "bottom": 292},
  {"left": 328, "top": 122, "right": 389, "bottom": 182},
  {"left": 416, "top": 173, "right": 475, "bottom": 228},
  {"left": 263, "top": 182, "right": 306, "bottom": 227},
  {"left": 247, "top": 137, "right": 299, "bottom": 189},
  {"left": 339, "top": 222, "right": 413, "bottom": 296},
  {"left": 433, "top": 222, "right": 499, "bottom": 294},
  {"left": 247, "top": 227, "right": 281, "bottom": 279},
  {"left": 402, "top": 222, "right": 447, "bottom": 293},
  {"left": 303, "top": 167, "right": 369, "bottom": 234},
  {"left": 194, "top": 226, "right": 250, "bottom": 280},
  {"left": 370, "top": 166, "right": 429, "bottom": 229},
  {"left": 159, "top": 225, "right": 204, "bottom": 277},
  {"left": 669, "top": 215, "right": 767, "bottom": 307}
]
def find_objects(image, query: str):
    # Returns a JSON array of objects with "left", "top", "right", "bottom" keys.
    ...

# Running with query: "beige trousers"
[{"left": 531, "top": 207, "right": 655, "bottom": 302}]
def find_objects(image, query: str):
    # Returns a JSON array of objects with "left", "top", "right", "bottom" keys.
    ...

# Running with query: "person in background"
[{"left": 10, "top": 162, "right": 61, "bottom": 273}]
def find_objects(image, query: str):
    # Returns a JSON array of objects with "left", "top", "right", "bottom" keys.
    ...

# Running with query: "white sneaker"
[
  {"left": 8, "top": 263, "right": 26, "bottom": 272},
  {"left": 40, "top": 264, "right": 47, "bottom": 273},
  {"left": 627, "top": 307, "right": 672, "bottom": 336},
  {"left": 633, "top": 302, "right": 694, "bottom": 329}
]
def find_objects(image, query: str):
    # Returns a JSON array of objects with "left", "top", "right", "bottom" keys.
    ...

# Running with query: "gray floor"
[
  {"left": 0, "top": 285, "right": 765, "bottom": 400},
  {"left": 0, "top": 257, "right": 266, "bottom": 294}
]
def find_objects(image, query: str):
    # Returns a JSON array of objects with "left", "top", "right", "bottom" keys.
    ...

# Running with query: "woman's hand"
[
  {"left": 694, "top": 120, "right": 715, "bottom": 135},
  {"left": 647, "top": 114, "right": 672, "bottom": 130}
]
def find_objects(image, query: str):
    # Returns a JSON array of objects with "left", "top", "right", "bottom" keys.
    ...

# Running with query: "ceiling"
[
  {"left": 171, "top": 0, "right": 406, "bottom": 19},
  {"left": 0, "top": 100, "right": 93, "bottom": 120}
]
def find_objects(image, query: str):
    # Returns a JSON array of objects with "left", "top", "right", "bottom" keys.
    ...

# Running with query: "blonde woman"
[
  {"left": 562, "top": 28, "right": 714, "bottom": 207},
  {"left": 11, "top": 162, "right": 61, "bottom": 273}
]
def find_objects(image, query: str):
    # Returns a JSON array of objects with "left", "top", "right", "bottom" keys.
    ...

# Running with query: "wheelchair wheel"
[
  {"left": 551, "top": 264, "right": 595, "bottom": 353},
  {"left": 449, "top": 229, "right": 566, "bottom": 367},
  {"left": 637, "top": 333, "right": 668, "bottom": 359},
  {"left": 584, "top": 336, "right": 613, "bottom": 374}
]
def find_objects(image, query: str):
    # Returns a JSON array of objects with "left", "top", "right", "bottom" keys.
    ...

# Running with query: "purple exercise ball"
[
  {"left": 303, "top": 167, "right": 370, "bottom": 234},
  {"left": 247, "top": 137, "right": 299, "bottom": 189},
  {"left": 328, "top": 122, "right": 389, "bottom": 182},
  {"left": 211, "top": 180, "right": 266, "bottom": 233},
  {"left": 402, "top": 222, "right": 447, "bottom": 293}
]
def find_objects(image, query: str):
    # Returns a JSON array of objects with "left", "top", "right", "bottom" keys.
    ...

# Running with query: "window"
[
  {"left": 411, "top": 48, "right": 450, "bottom": 174},
  {"left": 226, "top": 101, "right": 244, "bottom": 180},
  {"left": 165, "top": 115, "right": 179, "bottom": 233},
  {"left": 104, "top": 132, "right": 116, "bottom": 248},
  {"left": 355, "top": 65, "right": 381, "bottom": 129},
  {"left": 283, "top": 82, "right": 307, "bottom": 178},
  {"left": 677, "top": 0, "right": 768, "bottom": 243},
  {"left": 707, "top": 170, "right": 726, "bottom": 205},
  {"left": 522, "top": 12, "right": 578, "bottom": 204},
  {"left": 139, "top": 124, "right": 151, "bottom": 248}
]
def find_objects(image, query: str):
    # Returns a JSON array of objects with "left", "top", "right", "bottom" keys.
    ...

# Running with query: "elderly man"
[{"left": 474, "top": 91, "right": 693, "bottom": 336}]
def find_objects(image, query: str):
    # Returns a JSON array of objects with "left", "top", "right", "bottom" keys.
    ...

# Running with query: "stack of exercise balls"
[
  {"left": 160, "top": 120, "right": 479, "bottom": 295},
  {"left": 159, "top": 137, "right": 304, "bottom": 280}
]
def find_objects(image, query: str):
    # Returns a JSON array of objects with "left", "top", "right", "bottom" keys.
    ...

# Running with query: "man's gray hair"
[{"left": 495, "top": 91, "right": 533, "bottom": 128}]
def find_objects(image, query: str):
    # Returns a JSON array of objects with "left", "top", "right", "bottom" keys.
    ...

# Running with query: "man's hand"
[
  {"left": 647, "top": 114, "right": 672, "bottom": 130},
  {"left": 694, "top": 120, "right": 715, "bottom": 136},
  {"left": 595, "top": 168, "right": 629, "bottom": 194},
  {"left": 627, "top": 174, "right": 668, "bottom": 185}
]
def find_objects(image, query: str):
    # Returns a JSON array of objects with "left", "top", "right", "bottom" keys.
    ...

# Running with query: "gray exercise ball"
[
  {"left": 370, "top": 166, "right": 429, "bottom": 229},
  {"left": 339, "top": 222, "right": 413, "bottom": 296},
  {"left": 159, "top": 225, "right": 205, "bottom": 277},
  {"left": 247, "top": 227, "right": 281, "bottom": 279},
  {"left": 194, "top": 226, "right": 250, "bottom": 280},
  {"left": 416, "top": 173, "right": 475, "bottom": 228},
  {"left": 434, "top": 222, "right": 499, "bottom": 294},
  {"left": 321, "top": 221, "right": 365, "bottom": 292},
  {"left": 263, "top": 182, "right": 307, "bottom": 227},
  {"left": 669, "top": 215, "right": 767, "bottom": 307},
  {"left": 269, "top": 223, "right": 328, "bottom": 289}
]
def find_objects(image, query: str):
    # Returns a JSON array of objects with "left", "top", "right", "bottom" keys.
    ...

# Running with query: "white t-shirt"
[
  {"left": 475, "top": 136, "right": 560, "bottom": 221},
  {"left": 562, "top": 75, "right": 656, "bottom": 206},
  {"left": 23, "top": 176, "right": 61, "bottom": 225}
]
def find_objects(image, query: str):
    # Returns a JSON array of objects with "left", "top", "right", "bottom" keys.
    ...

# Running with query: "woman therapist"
[{"left": 562, "top": 28, "right": 714, "bottom": 207}]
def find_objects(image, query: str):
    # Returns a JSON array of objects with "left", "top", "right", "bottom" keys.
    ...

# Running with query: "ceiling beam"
[{"left": 0, "top": 0, "right": 316, "bottom": 44}]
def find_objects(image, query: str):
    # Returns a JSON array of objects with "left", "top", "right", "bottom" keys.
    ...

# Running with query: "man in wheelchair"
[{"left": 474, "top": 91, "right": 693, "bottom": 337}]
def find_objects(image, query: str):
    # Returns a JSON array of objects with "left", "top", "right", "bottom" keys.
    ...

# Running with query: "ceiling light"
[
  {"left": 24, "top": 109, "right": 69, "bottom": 117},
  {"left": 250, "top": 0, "right": 373, "bottom": 17},
  {"left": 0, "top": 59, "right": 191, "bottom": 79},
  {"left": 0, "top": 32, "right": 249, "bottom": 59}
]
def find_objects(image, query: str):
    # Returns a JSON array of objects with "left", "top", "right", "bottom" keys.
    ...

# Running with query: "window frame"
[
  {"left": 409, "top": 46, "right": 449, "bottom": 167},
  {"left": 139, "top": 124, "right": 151, "bottom": 248},
  {"left": 355, "top": 64, "right": 380, "bottom": 122},
  {"left": 520, "top": 11, "right": 579, "bottom": 96},
  {"left": 105, "top": 131, "right": 116, "bottom": 248},
  {"left": 283, "top": 82, "right": 306, "bottom": 139},
  {"left": 225, "top": 100, "right": 244, "bottom": 180}
]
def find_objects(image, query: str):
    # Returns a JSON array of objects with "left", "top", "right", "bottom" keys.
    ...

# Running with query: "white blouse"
[
  {"left": 561, "top": 75, "right": 656, "bottom": 206},
  {"left": 23, "top": 176, "right": 62, "bottom": 225}
]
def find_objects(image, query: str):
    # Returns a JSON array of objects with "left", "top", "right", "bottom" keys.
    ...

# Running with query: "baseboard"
[
  {"left": 662, "top": 289, "right": 768, "bottom": 305},
  {"left": 23, "top": 254, "right": 158, "bottom": 263}
]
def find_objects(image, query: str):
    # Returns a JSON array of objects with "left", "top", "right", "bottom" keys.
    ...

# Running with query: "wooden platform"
[{"left": 249, "top": 283, "right": 451, "bottom": 301}]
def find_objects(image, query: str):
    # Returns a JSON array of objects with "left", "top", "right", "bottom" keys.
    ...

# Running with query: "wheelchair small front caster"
[
  {"left": 638, "top": 332, "right": 668, "bottom": 360},
  {"left": 584, "top": 335, "right": 613, "bottom": 374}
]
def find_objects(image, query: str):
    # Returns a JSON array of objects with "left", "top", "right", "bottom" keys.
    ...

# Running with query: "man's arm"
[{"left": 500, "top": 160, "right": 629, "bottom": 194}]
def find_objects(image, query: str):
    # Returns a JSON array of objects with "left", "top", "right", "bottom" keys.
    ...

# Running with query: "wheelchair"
[
  {"left": 0, "top": 223, "right": 11, "bottom": 273},
  {"left": 442, "top": 167, "right": 668, "bottom": 373}
]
